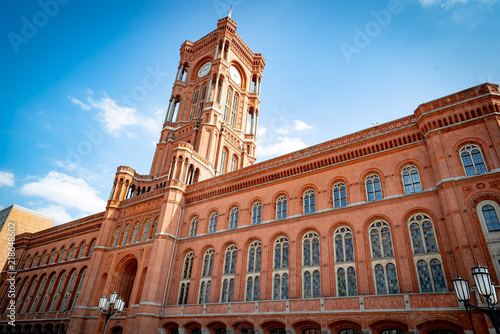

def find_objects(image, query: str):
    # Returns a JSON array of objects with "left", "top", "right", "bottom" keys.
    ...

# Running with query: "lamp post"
[
  {"left": 98, "top": 292, "right": 125, "bottom": 334},
  {"left": 453, "top": 263, "right": 500, "bottom": 334}
]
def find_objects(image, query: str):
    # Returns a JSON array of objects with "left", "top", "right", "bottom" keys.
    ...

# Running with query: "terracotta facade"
[{"left": 1, "top": 16, "right": 500, "bottom": 334}]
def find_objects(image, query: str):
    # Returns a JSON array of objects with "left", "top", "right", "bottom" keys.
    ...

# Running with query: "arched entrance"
[{"left": 116, "top": 258, "right": 138, "bottom": 307}]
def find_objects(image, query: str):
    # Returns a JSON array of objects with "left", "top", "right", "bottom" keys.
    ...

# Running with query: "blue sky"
[{"left": 1, "top": 0, "right": 499, "bottom": 225}]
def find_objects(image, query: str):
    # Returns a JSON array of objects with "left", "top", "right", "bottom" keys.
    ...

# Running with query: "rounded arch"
[
  {"left": 191, "top": 56, "right": 214, "bottom": 79},
  {"left": 369, "top": 319, "right": 408, "bottom": 333},
  {"left": 416, "top": 318, "right": 464, "bottom": 334},
  {"left": 362, "top": 214, "right": 393, "bottom": 232},
  {"left": 298, "top": 183, "right": 319, "bottom": 196},
  {"left": 114, "top": 256, "right": 138, "bottom": 307},
  {"left": 328, "top": 319, "right": 362, "bottom": 333},
  {"left": 207, "top": 321, "right": 228, "bottom": 330},
  {"left": 273, "top": 190, "right": 291, "bottom": 203},
  {"left": 267, "top": 232, "right": 292, "bottom": 248},
  {"left": 292, "top": 320, "right": 321, "bottom": 333},
  {"left": 359, "top": 168, "right": 385, "bottom": 183},
  {"left": 259, "top": 320, "right": 286, "bottom": 331},
  {"left": 229, "top": 61, "right": 247, "bottom": 88},
  {"left": 162, "top": 321, "right": 180, "bottom": 331}
]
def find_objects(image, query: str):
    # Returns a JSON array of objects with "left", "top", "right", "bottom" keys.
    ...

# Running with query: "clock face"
[
  {"left": 230, "top": 65, "right": 241, "bottom": 85},
  {"left": 197, "top": 62, "right": 212, "bottom": 77}
]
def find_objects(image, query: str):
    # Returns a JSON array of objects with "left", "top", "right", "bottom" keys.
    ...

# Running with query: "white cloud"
[
  {"left": 35, "top": 143, "right": 52, "bottom": 149},
  {"left": 34, "top": 204, "right": 74, "bottom": 226},
  {"left": 256, "top": 136, "right": 308, "bottom": 158},
  {"left": 418, "top": 0, "right": 495, "bottom": 9},
  {"left": 293, "top": 120, "right": 313, "bottom": 131},
  {"left": 0, "top": 171, "right": 15, "bottom": 187},
  {"left": 68, "top": 95, "right": 91, "bottom": 110},
  {"left": 86, "top": 95, "right": 161, "bottom": 137},
  {"left": 20, "top": 171, "right": 106, "bottom": 213}
]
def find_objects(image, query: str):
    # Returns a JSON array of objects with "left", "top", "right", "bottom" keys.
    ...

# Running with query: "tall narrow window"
[
  {"left": 302, "top": 232, "right": 321, "bottom": 298},
  {"left": 179, "top": 252, "right": 194, "bottom": 305},
  {"left": 30, "top": 274, "right": 47, "bottom": 312},
  {"left": 88, "top": 240, "right": 96, "bottom": 257},
  {"left": 252, "top": 202, "right": 262, "bottom": 225},
  {"left": 131, "top": 223, "right": 140, "bottom": 243},
  {"left": 199, "top": 249, "right": 214, "bottom": 304},
  {"left": 224, "top": 87, "right": 232, "bottom": 122},
  {"left": 221, "top": 245, "right": 237, "bottom": 302},
  {"left": 142, "top": 220, "right": 150, "bottom": 241},
  {"left": 70, "top": 269, "right": 87, "bottom": 310},
  {"left": 273, "top": 236, "right": 289, "bottom": 300},
  {"left": 122, "top": 225, "right": 130, "bottom": 246},
  {"left": 408, "top": 214, "right": 446, "bottom": 292},
  {"left": 230, "top": 93, "right": 239, "bottom": 127},
  {"left": 49, "top": 272, "right": 66, "bottom": 311},
  {"left": 197, "top": 84, "right": 207, "bottom": 117},
  {"left": 78, "top": 242, "right": 86, "bottom": 258},
  {"left": 40, "top": 252, "right": 47, "bottom": 266},
  {"left": 49, "top": 250, "right": 56, "bottom": 264},
  {"left": 67, "top": 245, "right": 75, "bottom": 261},
  {"left": 334, "top": 226, "right": 357, "bottom": 296},
  {"left": 190, "top": 88, "right": 199, "bottom": 120},
  {"left": 229, "top": 207, "right": 239, "bottom": 229},
  {"left": 366, "top": 174, "right": 383, "bottom": 201},
  {"left": 333, "top": 182, "right": 347, "bottom": 208},
  {"left": 39, "top": 274, "right": 56, "bottom": 312},
  {"left": 402, "top": 165, "right": 422, "bottom": 194},
  {"left": 231, "top": 155, "right": 237, "bottom": 172},
  {"left": 112, "top": 228, "right": 121, "bottom": 248},
  {"left": 303, "top": 189, "right": 316, "bottom": 214},
  {"left": 57, "top": 247, "right": 65, "bottom": 263},
  {"left": 369, "top": 221, "right": 399, "bottom": 295},
  {"left": 483, "top": 205, "right": 500, "bottom": 231},
  {"left": 276, "top": 195, "right": 288, "bottom": 220},
  {"left": 246, "top": 241, "right": 262, "bottom": 301},
  {"left": 31, "top": 254, "right": 39, "bottom": 268},
  {"left": 220, "top": 150, "right": 227, "bottom": 174},
  {"left": 460, "top": 144, "right": 487, "bottom": 176},
  {"left": 208, "top": 212, "right": 218, "bottom": 233},
  {"left": 60, "top": 271, "right": 77, "bottom": 310},
  {"left": 189, "top": 216, "right": 198, "bottom": 237},
  {"left": 21, "top": 276, "right": 38, "bottom": 313}
]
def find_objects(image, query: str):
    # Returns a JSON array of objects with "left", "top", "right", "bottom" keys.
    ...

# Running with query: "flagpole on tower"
[{"left": 228, "top": 4, "right": 233, "bottom": 18}]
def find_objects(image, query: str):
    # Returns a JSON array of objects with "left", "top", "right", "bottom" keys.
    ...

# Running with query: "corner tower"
[{"left": 149, "top": 16, "right": 265, "bottom": 183}]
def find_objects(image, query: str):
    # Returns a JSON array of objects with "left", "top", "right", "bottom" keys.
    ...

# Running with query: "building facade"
[{"left": 1, "top": 16, "right": 500, "bottom": 334}]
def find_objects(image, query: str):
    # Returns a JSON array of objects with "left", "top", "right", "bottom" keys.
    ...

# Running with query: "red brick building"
[{"left": 1, "top": 15, "right": 500, "bottom": 334}]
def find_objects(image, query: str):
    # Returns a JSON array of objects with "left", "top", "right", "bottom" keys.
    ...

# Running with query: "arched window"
[
  {"left": 142, "top": 220, "right": 150, "bottom": 241},
  {"left": 230, "top": 93, "right": 239, "bottom": 127},
  {"left": 30, "top": 274, "right": 47, "bottom": 312},
  {"left": 273, "top": 236, "right": 289, "bottom": 300},
  {"left": 224, "top": 87, "right": 233, "bottom": 122},
  {"left": 112, "top": 228, "right": 121, "bottom": 247},
  {"left": 221, "top": 245, "right": 237, "bottom": 302},
  {"left": 402, "top": 165, "right": 422, "bottom": 194},
  {"left": 483, "top": 204, "right": 500, "bottom": 232},
  {"left": 370, "top": 221, "right": 399, "bottom": 295},
  {"left": 460, "top": 144, "right": 487, "bottom": 176},
  {"left": 199, "top": 249, "right": 214, "bottom": 304},
  {"left": 303, "top": 189, "right": 316, "bottom": 214},
  {"left": 40, "top": 251, "right": 47, "bottom": 266},
  {"left": 302, "top": 232, "right": 320, "bottom": 298},
  {"left": 334, "top": 226, "right": 357, "bottom": 296},
  {"left": 408, "top": 214, "right": 446, "bottom": 293},
  {"left": 179, "top": 252, "right": 194, "bottom": 304},
  {"left": 70, "top": 269, "right": 87, "bottom": 310},
  {"left": 39, "top": 274, "right": 56, "bottom": 312},
  {"left": 152, "top": 218, "right": 158, "bottom": 239},
  {"left": 31, "top": 254, "right": 39, "bottom": 268},
  {"left": 131, "top": 223, "right": 140, "bottom": 243},
  {"left": 252, "top": 202, "right": 262, "bottom": 225},
  {"left": 247, "top": 241, "right": 262, "bottom": 272},
  {"left": 67, "top": 245, "right": 75, "bottom": 261},
  {"left": 276, "top": 195, "right": 288, "bottom": 220},
  {"left": 49, "top": 250, "right": 56, "bottom": 264},
  {"left": 122, "top": 225, "right": 131, "bottom": 245},
  {"left": 58, "top": 247, "right": 65, "bottom": 263},
  {"left": 49, "top": 272, "right": 66, "bottom": 311},
  {"left": 333, "top": 182, "right": 347, "bottom": 208},
  {"left": 231, "top": 155, "right": 237, "bottom": 172},
  {"left": 409, "top": 214, "right": 439, "bottom": 254},
  {"left": 374, "top": 263, "right": 400, "bottom": 295},
  {"left": 189, "top": 216, "right": 198, "bottom": 237},
  {"left": 21, "top": 276, "right": 38, "bottom": 313},
  {"left": 369, "top": 221, "right": 394, "bottom": 259},
  {"left": 88, "top": 240, "right": 96, "bottom": 257},
  {"left": 190, "top": 88, "right": 199, "bottom": 120},
  {"left": 246, "top": 240, "right": 262, "bottom": 301},
  {"left": 229, "top": 207, "right": 239, "bottom": 229},
  {"left": 208, "top": 212, "right": 218, "bottom": 233},
  {"left": 366, "top": 174, "right": 383, "bottom": 201},
  {"left": 60, "top": 271, "right": 77, "bottom": 310},
  {"left": 78, "top": 242, "right": 86, "bottom": 258},
  {"left": 23, "top": 256, "right": 30, "bottom": 270},
  {"left": 220, "top": 150, "right": 227, "bottom": 174},
  {"left": 197, "top": 84, "right": 207, "bottom": 118}
]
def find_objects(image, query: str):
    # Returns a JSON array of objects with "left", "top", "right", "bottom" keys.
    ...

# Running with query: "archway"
[{"left": 116, "top": 258, "right": 138, "bottom": 307}]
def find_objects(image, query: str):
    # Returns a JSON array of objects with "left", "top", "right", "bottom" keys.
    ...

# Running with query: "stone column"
[
  {"left": 206, "top": 76, "right": 213, "bottom": 102},
  {"left": 177, "top": 64, "right": 184, "bottom": 81},
  {"left": 215, "top": 44, "right": 220, "bottom": 59},
  {"left": 254, "top": 112, "right": 259, "bottom": 135},
  {"left": 175, "top": 66, "right": 181, "bottom": 81}
]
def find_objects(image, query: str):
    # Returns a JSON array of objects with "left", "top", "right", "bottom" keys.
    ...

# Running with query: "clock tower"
[{"left": 149, "top": 16, "right": 265, "bottom": 184}]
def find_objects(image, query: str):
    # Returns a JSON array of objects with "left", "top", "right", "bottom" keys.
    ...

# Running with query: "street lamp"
[
  {"left": 98, "top": 292, "right": 125, "bottom": 334},
  {"left": 453, "top": 263, "right": 500, "bottom": 334}
]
